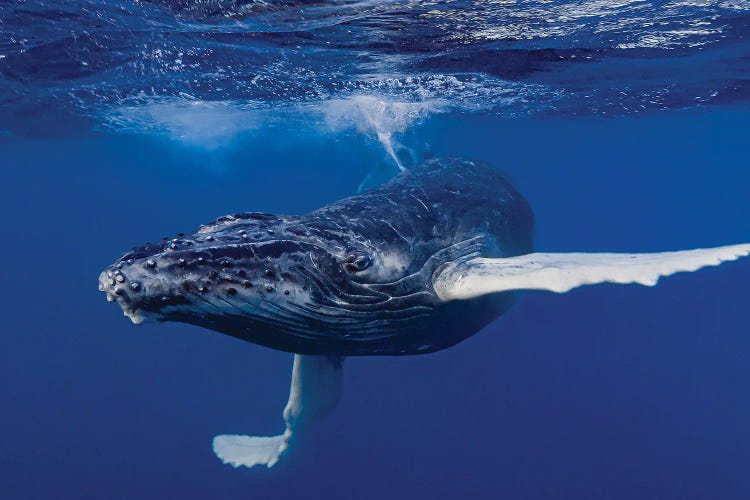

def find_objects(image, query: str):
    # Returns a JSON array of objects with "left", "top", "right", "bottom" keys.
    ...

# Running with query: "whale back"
[{"left": 280, "top": 158, "right": 536, "bottom": 354}]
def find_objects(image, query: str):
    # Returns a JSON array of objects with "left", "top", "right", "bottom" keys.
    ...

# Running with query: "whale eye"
[{"left": 343, "top": 251, "right": 372, "bottom": 273}]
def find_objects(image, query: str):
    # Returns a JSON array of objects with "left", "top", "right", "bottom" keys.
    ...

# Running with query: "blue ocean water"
[{"left": 2, "top": 1, "right": 750, "bottom": 498}]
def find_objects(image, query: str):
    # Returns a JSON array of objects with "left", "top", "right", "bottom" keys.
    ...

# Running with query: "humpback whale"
[{"left": 98, "top": 158, "right": 750, "bottom": 468}]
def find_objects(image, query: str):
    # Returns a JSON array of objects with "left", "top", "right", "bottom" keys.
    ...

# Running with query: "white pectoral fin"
[
  {"left": 213, "top": 354, "right": 343, "bottom": 469},
  {"left": 434, "top": 243, "right": 750, "bottom": 301}
]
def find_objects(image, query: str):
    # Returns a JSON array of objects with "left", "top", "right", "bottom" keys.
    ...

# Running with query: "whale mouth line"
[{"left": 106, "top": 295, "right": 162, "bottom": 325}]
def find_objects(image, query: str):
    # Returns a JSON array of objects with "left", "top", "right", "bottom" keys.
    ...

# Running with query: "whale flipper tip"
[{"left": 212, "top": 433, "right": 288, "bottom": 468}]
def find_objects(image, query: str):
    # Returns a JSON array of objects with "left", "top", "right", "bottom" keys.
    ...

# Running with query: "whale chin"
[
  {"left": 122, "top": 308, "right": 162, "bottom": 325},
  {"left": 112, "top": 299, "right": 165, "bottom": 326}
]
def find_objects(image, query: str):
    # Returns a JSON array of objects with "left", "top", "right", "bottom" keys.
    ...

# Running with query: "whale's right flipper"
[
  {"left": 434, "top": 243, "right": 750, "bottom": 301},
  {"left": 213, "top": 354, "right": 343, "bottom": 468}
]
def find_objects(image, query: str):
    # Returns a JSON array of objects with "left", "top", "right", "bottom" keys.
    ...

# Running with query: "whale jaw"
[{"left": 98, "top": 270, "right": 163, "bottom": 325}]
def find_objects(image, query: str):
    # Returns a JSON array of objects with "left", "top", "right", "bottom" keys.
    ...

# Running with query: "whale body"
[
  {"left": 99, "top": 158, "right": 535, "bottom": 355},
  {"left": 98, "top": 157, "right": 750, "bottom": 469}
]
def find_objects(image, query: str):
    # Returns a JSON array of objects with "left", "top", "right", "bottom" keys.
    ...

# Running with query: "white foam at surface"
[
  {"left": 106, "top": 99, "right": 264, "bottom": 149},
  {"left": 321, "top": 95, "right": 444, "bottom": 170},
  {"left": 104, "top": 95, "right": 439, "bottom": 157},
  {"left": 101, "top": 76, "right": 547, "bottom": 154}
]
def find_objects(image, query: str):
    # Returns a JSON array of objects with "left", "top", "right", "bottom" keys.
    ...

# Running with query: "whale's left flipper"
[
  {"left": 434, "top": 243, "right": 750, "bottom": 301},
  {"left": 213, "top": 354, "right": 343, "bottom": 468}
]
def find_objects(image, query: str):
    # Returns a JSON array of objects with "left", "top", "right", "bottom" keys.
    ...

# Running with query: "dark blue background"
[{"left": 1, "top": 108, "right": 749, "bottom": 499}]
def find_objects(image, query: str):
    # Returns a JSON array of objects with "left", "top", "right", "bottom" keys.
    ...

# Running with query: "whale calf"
[{"left": 99, "top": 158, "right": 750, "bottom": 468}]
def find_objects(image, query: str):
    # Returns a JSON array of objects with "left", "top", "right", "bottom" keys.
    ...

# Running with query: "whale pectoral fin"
[
  {"left": 433, "top": 243, "right": 750, "bottom": 301},
  {"left": 213, "top": 354, "right": 343, "bottom": 468}
]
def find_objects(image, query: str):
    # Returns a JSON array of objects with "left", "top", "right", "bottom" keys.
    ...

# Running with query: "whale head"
[
  {"left": 97, "top": 211, "right": 426, "bottom": 351},
  {"left": 100, "top": 213, "right": 334, "bottom": 321}
]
